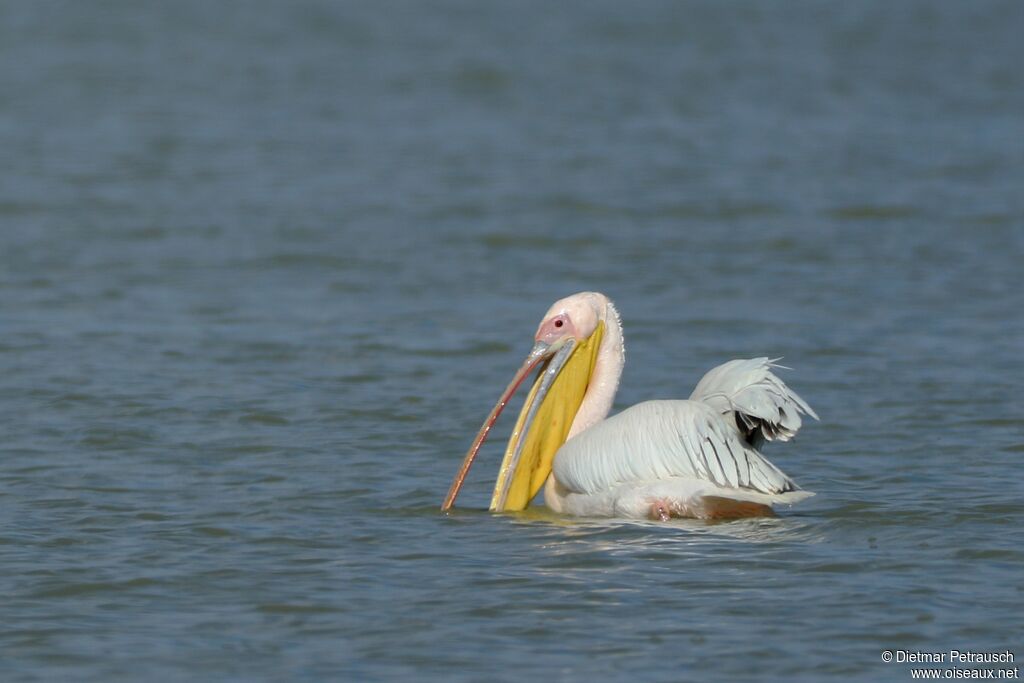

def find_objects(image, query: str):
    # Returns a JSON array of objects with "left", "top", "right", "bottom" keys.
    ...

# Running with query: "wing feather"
[
  {"left": 689, "top": 358, "right": 818, "bottom": 446},
  {"left": 553, "top": 400, "right": 801, "bottom": 497}
]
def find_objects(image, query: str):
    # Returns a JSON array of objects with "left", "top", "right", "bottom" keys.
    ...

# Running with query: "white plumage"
[{"left": 546, "top": 358, "right": 817, "bottom": 519}]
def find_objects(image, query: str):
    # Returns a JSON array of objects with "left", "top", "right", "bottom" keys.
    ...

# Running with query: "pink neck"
[{"left": 566, "top": 301, "right": 624, "bottom": 439}]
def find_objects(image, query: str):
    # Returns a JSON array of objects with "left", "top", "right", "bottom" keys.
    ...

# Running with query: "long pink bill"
[{"left": 441, "top": 342, "right": 550, "bottom": 512}]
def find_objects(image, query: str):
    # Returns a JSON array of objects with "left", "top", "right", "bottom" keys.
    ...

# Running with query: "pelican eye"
[{"left": 554, "top": 319, "right": 564, "bottom": 328}]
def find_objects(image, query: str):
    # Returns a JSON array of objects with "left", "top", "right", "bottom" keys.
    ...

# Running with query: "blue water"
[{"left": 2, "top": 1, "right": 1023, "bottom": 681}]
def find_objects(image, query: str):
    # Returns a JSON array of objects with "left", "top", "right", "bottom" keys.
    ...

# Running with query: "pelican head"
[
  {"left": 442, "top": 292, "right": 611, "bottom": 512},
  {"left": 533, "top": 291, "right": 606, "bottom": 348}
]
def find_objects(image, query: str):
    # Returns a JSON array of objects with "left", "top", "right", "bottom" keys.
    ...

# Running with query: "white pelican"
[{"left": 442, "top": 292, "right": 818, "bottom": 521}]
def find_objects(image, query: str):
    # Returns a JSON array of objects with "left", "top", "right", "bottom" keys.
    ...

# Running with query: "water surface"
[{"left": 1, "top": 1, "right": 1022, "bottom": 681}]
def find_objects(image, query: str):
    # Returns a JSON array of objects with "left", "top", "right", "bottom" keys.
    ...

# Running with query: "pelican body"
[{"left": 442, "top": 292, "right": 817, "bottom": 521}]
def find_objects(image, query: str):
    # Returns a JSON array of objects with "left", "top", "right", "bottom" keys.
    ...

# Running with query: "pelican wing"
[
  {"left": 552, "top": 399, "right": 801, "bottom": 497},
  {"left": 689, "top": 358, "right": 818, "bottom": 446}
]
